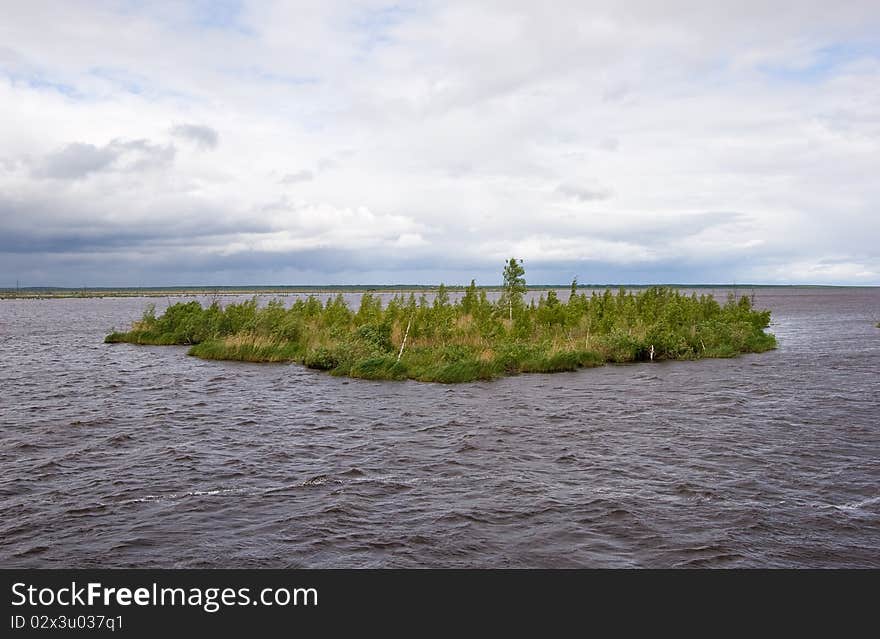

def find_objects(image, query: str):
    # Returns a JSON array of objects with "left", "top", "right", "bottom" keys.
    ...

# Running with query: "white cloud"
[
  {"left": 556, "top": 184, "right": 613, "bottom": 202},
  {"left": 0, "top": 1, "right": 878, "bottom": 285},
  {"left": 279, "top": 170, "right": 314, "bottom": 184},
  {"left": 395, "top": 233, "right": 427, "bottom": 248}
]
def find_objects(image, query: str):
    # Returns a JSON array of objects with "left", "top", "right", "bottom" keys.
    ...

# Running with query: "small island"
[{"left": 106, "top": 259, "right": 776, "bottom": 383}]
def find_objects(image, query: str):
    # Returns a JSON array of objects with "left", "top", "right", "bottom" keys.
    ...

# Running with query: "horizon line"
[{"left": 3, "top": 283, "right": 879, "bottom": 292}]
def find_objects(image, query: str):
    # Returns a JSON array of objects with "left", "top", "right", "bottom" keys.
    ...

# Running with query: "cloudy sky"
[{"left": 1, "top": 1, "right": 879, "bottom": 286}]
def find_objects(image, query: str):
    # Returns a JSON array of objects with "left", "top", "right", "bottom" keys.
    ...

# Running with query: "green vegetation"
[{"left": 105, "top": 260, "right": 776, "bottom": 383}]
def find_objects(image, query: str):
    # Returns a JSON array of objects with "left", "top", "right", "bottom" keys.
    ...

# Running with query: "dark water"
[{"left": 1, "top": 288, "right": 879, "bottom": 568}]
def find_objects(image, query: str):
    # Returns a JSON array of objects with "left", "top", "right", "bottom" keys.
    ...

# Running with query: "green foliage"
[
  {"left": 189, "top": 339, "right": 300, "bottom": 363},
  {"left": 107, "top": 262, "right": 777, "bottom": 383},
  {"left": 537, "top": 290, "right": 565, "bottom": 327},
  {"left": 304, "top": 346, "right": 343, "bottom": 370},
  {"left": 501, "top": 257, "right": 527, "bottom": 320},
  {"left": 356, "top": 322, "right": 393, "bottom": 353},
  {"left": 349, "top": 355, "right": 409, "bottom": 380},
  {"left": 461, "top": 279, "right": 478, "bottom": 315},
  {"left": 219, "top": 298, "right": 258, "bottom": 335},
  {"left": 434, "top": 283, "right": 450, "bottom": 309},
  {"left": 503, "top": 258, "right": 526, "bottom": 293},
  {"left": 425, "top": 359, "right": 496, "bottom": 383},
  {"left": 520, "top": 350, "right": 602, "bottom": 373}
]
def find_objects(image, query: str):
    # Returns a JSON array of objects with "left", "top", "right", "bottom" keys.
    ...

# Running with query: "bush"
[
  {"left": 493, "top": 342, "right": 539, "bottom": 372},
  {"left": 304, "top": 346, "right": 343, "bottom": 370},
  {"left": 601, "top": 331, "right": 645, "bottom": 362},
  {"left": 356, "top": 322, "right": 393, "bottom": 352}
]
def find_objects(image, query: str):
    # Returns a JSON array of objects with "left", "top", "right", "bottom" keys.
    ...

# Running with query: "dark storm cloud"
[
  {"left": 0, "top": 226, "right": 261, "bottom": 254},
  {"left": 0, "top": 195, "right": 272, "bottom": 255},
  {"left": 1, "top": 241, "right": 498, "bottom": 287},
  {"left": 170, "top": 124, "right": 219, "bottom": 149},
  {"left": 0, "top": 182, "right": 760, "bottom": 285},
  {"left": 0, "top": 240, "right": 780, "bottom": 288},
  {"left": 33, "top": 139, "right": 176, "bottom": 179}
]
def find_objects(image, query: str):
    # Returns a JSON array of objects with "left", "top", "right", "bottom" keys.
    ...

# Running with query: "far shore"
[{"left": 1, "top": 283, "right": 871, "bottom": 300}]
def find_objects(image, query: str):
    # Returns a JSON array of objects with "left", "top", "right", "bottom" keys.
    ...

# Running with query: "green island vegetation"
[{"left": 105, "top": 259, "right": 776, "bottom": 383}]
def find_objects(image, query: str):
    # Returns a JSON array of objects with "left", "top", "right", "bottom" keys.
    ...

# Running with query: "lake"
[{"left": 1, "top": 287, "right": 878, "bottom": 567}]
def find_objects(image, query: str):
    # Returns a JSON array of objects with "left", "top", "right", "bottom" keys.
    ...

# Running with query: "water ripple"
[{"left": 1, "top": 288, "right": 879, "bottom": 567}]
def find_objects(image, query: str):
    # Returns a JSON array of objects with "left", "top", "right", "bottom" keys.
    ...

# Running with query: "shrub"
[{"left": 304, "top": 346, "right": 343, "bottom": 370}]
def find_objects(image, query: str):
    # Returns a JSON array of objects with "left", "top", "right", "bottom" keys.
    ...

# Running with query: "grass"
[{"left": 105, "top": 280, "right": 777, "bottom": 383}]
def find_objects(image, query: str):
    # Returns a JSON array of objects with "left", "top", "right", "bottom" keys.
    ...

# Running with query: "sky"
[{"left": 1, "top": 1, "right": 879, "bottom": 286}]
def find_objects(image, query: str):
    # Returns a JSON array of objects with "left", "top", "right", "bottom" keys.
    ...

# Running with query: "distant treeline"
[
  {"left": 106, "top": 259, "right": 776, "bottom": 383},
  {"left": 0, "top": 283, "right": 848, "bottom": 299}
]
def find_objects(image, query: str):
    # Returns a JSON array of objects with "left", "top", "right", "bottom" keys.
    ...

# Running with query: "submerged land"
[{"left": 105, "top": 261, "right": 776, "bottom": 383}]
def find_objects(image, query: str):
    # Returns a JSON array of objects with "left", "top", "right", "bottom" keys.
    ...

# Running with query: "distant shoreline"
[{"left": 1, "top": 283, "right": 874, "bottom": 299}]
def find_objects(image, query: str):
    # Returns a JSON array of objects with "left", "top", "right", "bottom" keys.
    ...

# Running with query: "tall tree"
[
  {"left": 461, "top": 279, "right": 478, "bottom": 315},
  {"left": 433, "top": 282, "right": 450, "bottom": 309},
  {"left": 502, "top": 257, "right": 526, "bottom": 321}
]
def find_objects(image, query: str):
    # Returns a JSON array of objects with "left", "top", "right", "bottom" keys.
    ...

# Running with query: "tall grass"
[{"left": 106, "top": 285, "right": 776, "bottom": 383}]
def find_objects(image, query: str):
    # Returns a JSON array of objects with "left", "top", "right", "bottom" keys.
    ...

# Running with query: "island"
[{"left": 105, "top": 259, "right": 776, "bottom": 383}]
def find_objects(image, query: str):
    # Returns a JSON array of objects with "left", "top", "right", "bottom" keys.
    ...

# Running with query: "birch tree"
[{"left": 501, "top": 258, "right": 526, "bottom": 321}]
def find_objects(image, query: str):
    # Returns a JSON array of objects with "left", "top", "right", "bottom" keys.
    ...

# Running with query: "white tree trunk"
[{"left": 397, "top": 317, "right": 412, "bottom": 362}]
